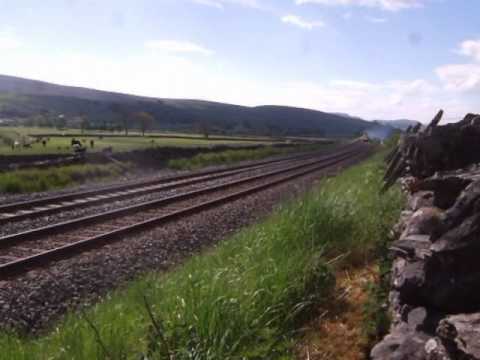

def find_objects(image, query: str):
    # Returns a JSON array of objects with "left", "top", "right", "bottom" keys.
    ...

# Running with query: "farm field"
[{"left": 0, "top": 127, "right": 287, "bottom": 155}]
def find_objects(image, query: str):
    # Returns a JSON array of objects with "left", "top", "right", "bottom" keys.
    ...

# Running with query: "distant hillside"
[
  {"left": 0, "top": 74, "right": 386, "bottom": 137},
  {"left": 0, "top": 74, "right": 140, "bottom": 103},
  {"left": 335, "top": 113, "right": 419, "bottom": 131},
  {"left": 332, "top": 112, "right": 364, "bottom": 121}
]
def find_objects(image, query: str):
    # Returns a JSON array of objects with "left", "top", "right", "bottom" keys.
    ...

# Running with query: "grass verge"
[
  {"left": 0, "top": 151, "right": 402, "bottom": 359},
  {"left": 167, "top": 145, "right": 328, "bottom": 170},
  {"left": 361, "top": 220, "right": 395, "bottom": 349},
  {"left": 0, "top": 163, "right": 128, "bottom": 194}
]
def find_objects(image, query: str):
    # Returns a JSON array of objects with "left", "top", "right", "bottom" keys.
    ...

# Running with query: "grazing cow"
[
  {"left": 72, "top": 143, "right": 86, "bottom": 156},
  {"left": 71, "top": 138, "right": 82, "bottom": 147}
]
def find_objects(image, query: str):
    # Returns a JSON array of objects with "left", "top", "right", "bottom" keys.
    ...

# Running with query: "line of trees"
[
  {"left": 109, "top": 103, "right": 155, "bottom": 136},
  {"left": 20, "top": 105, "right": 157, "bottom": 136}
]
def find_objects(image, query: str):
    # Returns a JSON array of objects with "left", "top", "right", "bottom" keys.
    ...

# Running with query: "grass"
[
  {"left": 167, "top": 144, "right": 329, "bottom": 170},
  {"left": 0, "top": 150, "right": 402, "bottom": 359},
  {"left": 0, "top": 163, "right": 127, "bottom": 193},
  {"left": 0, "top": 126, "right": 279, "bottom": 141},
  {"left": 361, "top": 218, "right": 396, "bottom": 348},
  {"left": 0, "top": 127, "right": 280, "bottom": 155}
]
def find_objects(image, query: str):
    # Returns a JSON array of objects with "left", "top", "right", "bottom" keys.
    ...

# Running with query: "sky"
[{"left": 0, "top": 0, "right": 479, "bottom": 122}]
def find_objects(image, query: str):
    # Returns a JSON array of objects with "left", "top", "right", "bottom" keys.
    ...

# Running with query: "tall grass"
[
  {"left": 0, "top": 152, "right": 402, "bottom": 359},
  {"left": 167, "top": 145, "right": 325, "bottom": 170},
  {"left": 0, "top": 163, "right": 127, "bottom": 194}
]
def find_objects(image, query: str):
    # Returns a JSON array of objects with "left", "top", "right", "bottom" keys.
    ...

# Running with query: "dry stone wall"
[{"left": 371, "top": 111, "right": 480, "bottom": 360}]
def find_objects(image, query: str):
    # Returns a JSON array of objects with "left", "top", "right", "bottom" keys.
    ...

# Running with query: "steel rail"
[
  {"left": 0, "top": 145, "right": 352, "bottom": 218},
  {"left": 0, "top": 154, "right": 318, "bottom": 224},
  {"left": 0, "top": 147, "right": 359, "bottom": 249},
  {"left": 0, "top": 147, "right": 368, "bottom": 277}
]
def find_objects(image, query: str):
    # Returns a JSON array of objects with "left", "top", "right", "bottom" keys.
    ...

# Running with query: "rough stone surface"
[
  {"left": 425, "top": 338, "right": 453, "bottom": 360},
  {"left": 371, "top": 327, "right": 431, "bottom": 360},
  {"left": 400, "top": 207, "right": 444, "bottom": 239},
  {"left": 372, "top": 111, "right": 480, "bottom": 359},
  {"left": 437, "top": 313, "right": 480, "bottom": 359},
  {"left": 408, "top": 191, "right": 435, "bottom": 211}
]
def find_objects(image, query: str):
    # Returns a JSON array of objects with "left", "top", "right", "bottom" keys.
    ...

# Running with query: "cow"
[{"left": 71, "top": 138, "right": 82, "bottom": 147}]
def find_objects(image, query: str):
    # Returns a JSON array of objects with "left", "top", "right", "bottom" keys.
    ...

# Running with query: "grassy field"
[
  {"left": 0, "top": 127, "right": 283, "bottom": 155},
  {"left": 167, "top": 144, "right": 329, "bottom": 170},
  {"left": 0, "top": 126, "right": 283, "bottom": 140},
  {"left": 0, "top": 150, "right": 402, "bottom": 359},
  {"left": 0, "top": 163, "right": 128, "bottom": 193}
]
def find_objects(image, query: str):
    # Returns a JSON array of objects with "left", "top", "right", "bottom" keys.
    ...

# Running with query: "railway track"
[
  {"left": 0, "top": 148, "right": 342, "bottom": 225},
  {"left": 0, "top": 143, "right": 370, "bottom": 278}
]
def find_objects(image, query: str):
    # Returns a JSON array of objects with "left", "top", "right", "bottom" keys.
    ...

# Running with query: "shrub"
[{"left": 0, "top": 164, "right": 127, "bottom": 194}]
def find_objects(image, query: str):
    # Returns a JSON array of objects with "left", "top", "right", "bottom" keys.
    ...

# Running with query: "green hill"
[{"left": 0, "top": 74, "right": 381, "bottom": 137}]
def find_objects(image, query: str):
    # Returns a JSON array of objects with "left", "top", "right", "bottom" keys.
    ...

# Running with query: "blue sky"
[{"left": 0, "top": 0, "right": 479, "bottom": 121}]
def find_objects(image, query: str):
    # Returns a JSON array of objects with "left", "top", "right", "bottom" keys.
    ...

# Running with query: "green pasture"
[{"left": 0, "top": 127, "right": 278, "bottom": 155}]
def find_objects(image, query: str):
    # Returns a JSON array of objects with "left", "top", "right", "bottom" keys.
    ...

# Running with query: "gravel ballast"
[
  {"left": 0, "top": 159, "right": 305, "bottom": 238},
  {"left": 0, "top": 149, "right": 370, "bottom": 334}
]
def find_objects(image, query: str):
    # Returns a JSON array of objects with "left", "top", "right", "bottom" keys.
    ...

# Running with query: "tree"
[
  {"left": 198, "top": 119, "right": 210, "bottom": 139},
  {"left": 109, "top": 103, "right": 130, "bottom": 136},
  {"left": 39, "top": 109, "right": 53, "bottom": 127},
  {"left": 132, "top": 111, "right": 154, "bottom": 136},
  {"left": 80, "top": 115, "right": 89, "bottom": 134},
  {"left": 34, "top": 113, "right": 51, "bottom": 127}
]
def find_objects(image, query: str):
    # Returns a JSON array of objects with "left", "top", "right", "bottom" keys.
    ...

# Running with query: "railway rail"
[
  {"left": 0, "top": 142, "right": 370, "bottom": 278},
  {"left": 0, "top": 147, "right": 343, "bottom": 225}
]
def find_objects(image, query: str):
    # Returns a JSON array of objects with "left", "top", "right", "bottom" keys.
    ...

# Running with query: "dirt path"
[{"left": 296, "top": 264, "right": 378, "bottom": 360}]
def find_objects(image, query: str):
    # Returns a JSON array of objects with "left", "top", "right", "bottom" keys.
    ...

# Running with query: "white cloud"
[
  {"left": 366, "top": 16, "right": 388, "bottom": 23},
  {"left": 0, "top": 50, "right": 212, "bottom": 100},
  {"left": 343, "top": 12, "right": 353, "bottom": 19},
  {"left": 191, "top": 0, "right": 263, "bottom": 9},
  {"left": 457, "top": 39, "right": 480, "bottom": 62},
  {"left": 295, "top": 0, "right": 427, "bottom": 12},
  {"left": 192, "top": 0, "right": 224, "bottom": 9},
  {"left": 0, "top": 29, "right": 22, "bottom": 50},
  {"left": 270, "top": 78, "right": 443, "bottom": 121},
  {"left": 281, "top": 15, "right": 325, "bottom": 30},
  {"left": 145, "top": 40, "right": 213, "bottom": 56},
  {"left": 436, "top": 38, "right": 480, "bottom": 92},
  {"left": 436, "top": 64, "right": 480, "bottom": 92}
]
